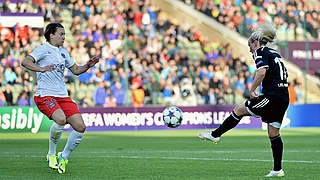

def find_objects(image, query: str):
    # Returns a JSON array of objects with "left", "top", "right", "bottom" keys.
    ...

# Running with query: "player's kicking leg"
[
  {"left": 198, "top": 107, "right": 246, "bottom": 143},
  {"left": 198, "top": 131, "right": 220, "bottom": 143}
]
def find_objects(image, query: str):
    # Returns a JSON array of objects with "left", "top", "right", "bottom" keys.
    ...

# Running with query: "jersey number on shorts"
[{"left": 44, "top": 98, "right": 56, "bottom": 109}]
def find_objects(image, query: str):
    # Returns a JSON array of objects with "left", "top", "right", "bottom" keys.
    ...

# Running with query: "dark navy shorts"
[{"left": 245, "top": 95, "right": 289, "bottom": 127}]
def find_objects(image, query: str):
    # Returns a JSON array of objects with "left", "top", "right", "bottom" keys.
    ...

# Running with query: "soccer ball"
[{"left": 162, "top": 106, "right": 183, "bottom": 128}]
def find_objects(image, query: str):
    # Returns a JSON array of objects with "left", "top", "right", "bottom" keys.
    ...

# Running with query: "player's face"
[
  {"left": 248, "top": 39, "right": 258, "bottom": 53},
  {"left": 51, "top": 27, "right": 65, "bottom": 47}
]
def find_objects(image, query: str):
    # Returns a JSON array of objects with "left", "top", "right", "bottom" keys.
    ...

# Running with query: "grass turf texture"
[{"left": 0, "top": 128, "right": 319, "bottom": 180}]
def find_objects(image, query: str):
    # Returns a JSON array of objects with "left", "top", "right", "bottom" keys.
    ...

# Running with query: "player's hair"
[
  {"left": 44, "top": 23, "right": 64, "bottom": 42},
  {"left": 248, "top": 22, "right": 277, "bottom": 45}
]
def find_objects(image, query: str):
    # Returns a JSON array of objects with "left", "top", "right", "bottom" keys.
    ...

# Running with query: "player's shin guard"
[
  {"left": 62, "top": 130, "right": 84, "bottom": 160},
  {"left": 48, "top": 122, "right": 64, "bottom": 155},
  {"left": 270, "top": 134, "right": 283, "bottom": 171},
  {"left": 211, "top": 111, "right": 242, "bottom": 138}
]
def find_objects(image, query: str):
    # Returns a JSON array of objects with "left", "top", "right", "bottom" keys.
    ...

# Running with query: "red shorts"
[{"left": 34, "top": 96, "right": 80, "bottom": 119}]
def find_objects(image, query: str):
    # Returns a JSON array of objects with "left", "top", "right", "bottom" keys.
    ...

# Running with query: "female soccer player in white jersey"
[
  {"left": 22, "top": 22, "right": 99, "bottom": 174},
  {"left": 198, "top": 22, "right": 289, "bottom": 177}
]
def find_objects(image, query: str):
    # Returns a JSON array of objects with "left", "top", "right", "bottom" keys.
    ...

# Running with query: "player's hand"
[
  {"left": 250, "top": 91, "right": 259, "bottom": 99},
  {"left": 87, "top": 56, "right": 100, "bottom": 67},
  {"left": 41, "top": 65, "right": 55, "bottom": 72}
]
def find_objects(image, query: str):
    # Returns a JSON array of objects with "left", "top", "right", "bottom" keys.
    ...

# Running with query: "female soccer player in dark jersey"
[{"left": 198, "top": 22, "right": 289, "bottom": 177}]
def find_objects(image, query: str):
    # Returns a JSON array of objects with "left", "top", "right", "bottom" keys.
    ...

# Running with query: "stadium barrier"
[
  {"left": 0, "top": 12, "right": 44, "bottom": 28},
  {"left": 0, "top": 105, "right": 319, "bottom": 133},
  {"left": 280, "top": 41, "right": 320, "bottom": 75},
  {"left": 286, "top": 104, "right": 320, "bottom": 127}
]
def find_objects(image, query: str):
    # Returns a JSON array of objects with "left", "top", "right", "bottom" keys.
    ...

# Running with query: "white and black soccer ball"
[{"left": 162, "top": 106, "right": 183, "bottom": 128}]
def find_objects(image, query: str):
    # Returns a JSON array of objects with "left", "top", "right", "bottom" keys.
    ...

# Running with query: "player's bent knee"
[
  {"left": 234, "top": 103, "right": 248, "bottom": 117},
  {"left": 55, "top": 118, "right": 67, "bottom": 126},
  {"left": 52, "top": 115, "right": 66, "bottom": 126},
  {"left": 75, "top": 125, "right": 86, "bottom": 133},
  {"left": 51, "top": 109, "right": 67, "bottom": 125}
]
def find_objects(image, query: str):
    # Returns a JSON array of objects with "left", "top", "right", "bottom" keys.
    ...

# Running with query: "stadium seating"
[{"left": 1, "top": 0, "right": 318, "bottom": 107}]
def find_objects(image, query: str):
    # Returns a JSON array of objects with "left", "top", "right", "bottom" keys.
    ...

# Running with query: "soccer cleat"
[
  {"left": 198, "top": 131, "right": 220, "bottom": 144},
  {"left": 46, "top": 154, "right": 58, "bottom": 169},
  {"left": 265, "top": 169, "right": 285, "bottom": 177},
  {"left": 57, "top": 152, "right": 68, "bottom": 174}
]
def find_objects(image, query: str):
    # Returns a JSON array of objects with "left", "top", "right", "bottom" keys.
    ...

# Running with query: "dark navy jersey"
[{"left": 253, "top": 46, "right": 289, "bottom": 101}]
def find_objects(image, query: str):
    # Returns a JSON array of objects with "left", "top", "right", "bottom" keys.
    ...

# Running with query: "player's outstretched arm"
[
  {"left": 69, "top": 56, "right": 99, "bottom": 75},
  {"left": 22, "top": 55, "right": 55, "bottom": 72}
]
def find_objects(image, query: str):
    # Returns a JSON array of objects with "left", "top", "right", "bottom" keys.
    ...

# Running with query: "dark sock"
[
  {"left": 270, "top": 134, "right": 283, "bottom": 171},
  {"left": 211, "top": 111, "right": 242, "bottom": 138}
]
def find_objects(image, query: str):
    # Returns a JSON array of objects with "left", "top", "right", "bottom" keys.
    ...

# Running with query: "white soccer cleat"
[
  {"left": 265, "top": 169, "right": 285, "bottom": 177},
  {"left": 198, "top": 132, "right": 220, "bottom": 144}
]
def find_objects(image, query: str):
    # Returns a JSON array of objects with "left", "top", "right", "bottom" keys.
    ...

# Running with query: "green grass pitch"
[{"left": 0, "top": 128, "right": 319, "bottom": 180}]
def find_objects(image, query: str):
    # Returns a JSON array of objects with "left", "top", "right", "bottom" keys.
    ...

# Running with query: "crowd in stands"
[
  {"left": 0, "top": 0, "right": 303, "bottom": 107},
  {"left": 182, "top": 0, "right": 320, "bottom": 40}
]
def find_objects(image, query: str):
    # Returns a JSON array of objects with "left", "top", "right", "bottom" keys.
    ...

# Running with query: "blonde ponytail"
[{"left": 249, "top": 22, "right": 277, "bottom": 45}]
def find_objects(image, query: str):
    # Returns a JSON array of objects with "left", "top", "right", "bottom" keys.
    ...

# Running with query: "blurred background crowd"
[
  {"left": 183, "top": 0, "right": 320, "bottom": 40},
  {"left": 0, "top": 0, "right": 306, "bottom": 107}
]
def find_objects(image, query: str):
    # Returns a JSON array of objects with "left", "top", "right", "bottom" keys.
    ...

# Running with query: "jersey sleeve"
[
  {"left": 253, "top": 47, "right": 269, "bottom": 70},
  {"left": 29, "top": 46, "right": 45, "bottom": 63},
  {"left": 63, "top": 49, "right": 75, "bottom": 68}
]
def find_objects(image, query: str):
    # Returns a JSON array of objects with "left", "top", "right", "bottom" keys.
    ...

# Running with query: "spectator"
[
  {"left": 162, "top": 83, "right": 172, "bottom": 104},
  {"left": 2, "top": 0, "right": 11, "bottom": 12},
  {"left": 288, "top": 82, "right": 297, "bottom": 104},
  {"left": 236, "top": 76, "right": 245, "bottom": 95},
  {"left": 78, "top": 68, "right": 94, "bottom": 84},
  {"left": 22, "top": 71, "right": 33, "bottom": 86},
  {"left": 0, "top": 66, "right": 6, "bottom": 87},
  {"left": 3, "top": 84, "right": 13, "bottom": 106},
  {"left": 79, "top": 97, "right": 89, "bottom": 108},
  {"left": 2, "top": 40, "right": 11, "bottom": 57},
  {"left": 92, "top": 29, "right": 104, "bottom": 43},
  {"left": 104, "top": 95, "right": 116, "bottom": 107},
  {"left": 243, "top": 82, "right": 252, "bottom": 100},
  {"left": 93, "top": 81, "right": 107, "bottom": 107},
  {"left": 107, "top": 29, "right": 120, "bottom": 41},
  {"left": 0, "top": 90, "right": 6, "bottom": 106},
  {"left": 90, "top": 68, "right": 104, "bottom": 84},
  {"left": 132, "top": 82, "right": 145, "bottom": 107},
  {"left": 4, "top": 67, "right": 17, "bottom": 84},
  {"left": 0, "top": 47, "right": 4, "bottom": 60},
  {"left": 208, "top": 88, "right": 217, "bottom": 105},
  {"left": 17, "top": 91, "right": 30, "bottom": 106},
  {"left": 111, "top": 81, "right": 126, "bottom": 106},
  {"left": 216, "top": 89, "right": 227, "bottom": 105}
]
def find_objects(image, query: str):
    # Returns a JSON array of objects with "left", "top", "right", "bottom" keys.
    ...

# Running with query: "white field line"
[
  {"left": 86, "top": 149, "right": 320, "bottom": 154},
  {"left": 1, "top": 154, "right": 319, "bottom": 164},
  {"left": 93, "top": 155, "right": 319, "bottom": 164},
  {"left": 2, "top": 149, "right": 320, "bottom": 154}
]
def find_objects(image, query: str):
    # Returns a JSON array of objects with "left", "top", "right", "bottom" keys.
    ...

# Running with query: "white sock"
[
  {"left": 48, "top": 123, "right": 64, "bottom": 155},
  {"left": 62, "top": 130, "right": 84, "bottom": 160}
]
